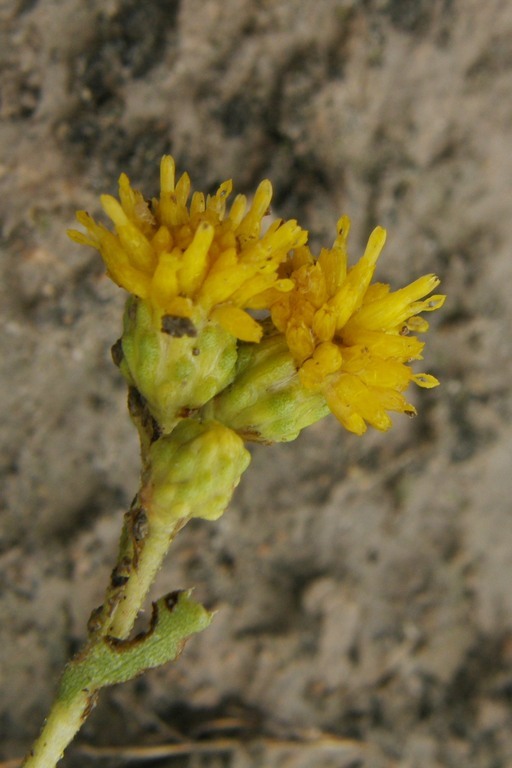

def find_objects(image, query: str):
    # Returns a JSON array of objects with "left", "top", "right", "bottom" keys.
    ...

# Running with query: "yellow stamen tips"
[
  {"left": 69, "top": 155, "right": 306, "bottom": 341},
  {"left": 272, "top": 219, "right": 445, "bottom": 434},
  {"left": 412, "top": 373, "right": 440, "bottom": 388}
]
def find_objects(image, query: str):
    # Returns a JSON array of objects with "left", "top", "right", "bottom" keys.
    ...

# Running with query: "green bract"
[
  {"left": 205, "top": 334, "right": 330, "bottom": 443},
  {"left": 118, "top": 298, "right": 238, "bottom": 434},
  {"left": 149, "top": 419, "right": 251, "bottom": 522}
]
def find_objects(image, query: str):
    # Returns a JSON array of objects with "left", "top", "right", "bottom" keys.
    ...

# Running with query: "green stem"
[
  {"left": 106, "top": 516, "right": 186, "bottom": 639},
  {"left": 22, "top": 418, "right": 250, "bottom": 768},
  {"left": 19, "top": 492, "right": 185, "bottom": 768},
  {"left": 21, "top": 693, "right": 95, "bottom": 768},
  {"left": 22, "top": 590, "right": 212, "bottom": 768}
]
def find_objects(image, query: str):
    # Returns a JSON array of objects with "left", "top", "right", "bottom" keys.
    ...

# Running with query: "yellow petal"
[
  {"left": 228, "top": 194, "right": 247, "bottom": 227},
  {"left": 237, "top": 179, "right": 272, "bottom": 241},
  {"left": 405, "top": 316, "right": 430, "bottom": 333},
  {"left": 67, "top": 228, "right": 97, "bottom": 249},
  {"left": 325, "top": 387, "right": 367, "bottom": 435},
  {"left": 210, "top": 305, "right": 263, "bottom": 342},
  {"left": 178, "top": 221, "right": 215, "bottom": 295},
  {"left": 159, "top": 156, "right": 180, "bottom": 228},
  {"left": 334, "top": 373, "right": 393, "bottom": 432},
  {"left": 190, "top": 191, "right": 206, "bottom": 216},
  {"left": 312, "top": 305, "right": 337, "bottom": 342},
  {"left": 340, "top": 328, "right": 425, "bottom": 361},
  {"left": 330, "top": 226, "right": 387, "bottom": 330},
  {"left": 101, "top": 195, "right": 156, "bottom": 273},
  {"left": 162, "top": 295, "right": 194, "bottom": 318},
  {"left": 348, "top": 275, "right": 441, "bottom": 331},
  {"left": 207, "top": 180, "right": 233, "bottom": 218},
  {"left": 299, "top": 342, "right": 343, "bottom": 389},
  {"left": 342, "top": 354, "right": 412, "bottom": 391},
  {"left": 175, "top": 172, "right": 191, "bottom": 207},
  {"left": 286, "top": 322, "right": 315, "bottom": 365},
  {"left": 149, "top": 249, "right": 181, "bottom": 307},
  {"left": 245, "top": 280, "right": 294, "bottom": 310},
  {"left": 198, "top": 262, "right": 253, "bottom": 309},
  {"left": 160, "top": 155, "right": 176, "bottom": 194}
]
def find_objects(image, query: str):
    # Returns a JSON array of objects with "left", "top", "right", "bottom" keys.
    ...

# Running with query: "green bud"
[
  {"left": 205, "top": 334, "right": 330, "bottom": 443},
  {"left": 148, "top": 419, "right": 251, "bottom": 523},
  {"left": 117, "top": 298, "right": 238, "bottom": 434}
]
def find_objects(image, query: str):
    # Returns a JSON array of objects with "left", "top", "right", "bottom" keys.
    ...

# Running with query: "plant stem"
[
  {"left": 106, "top": 516, "right": 187, "bottom": 639},
  {"left": 20, "top": 496, "right": 182, "bottom": 768},
  {"left": 21, "top": 692, "right": 95, "bottom": 768},
  {"left": 21, "top": 417, "right": 249, "bottom": 768}
]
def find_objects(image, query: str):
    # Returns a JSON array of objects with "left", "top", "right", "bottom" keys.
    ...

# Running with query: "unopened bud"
[
  {"left": 146, "top": 419, "right": 251, "bottom": 524},
  {"left": 118, "top": 298, "right": 238, "bottom": 434},
  {"left": 205, "top": 334, "right": 329, "bottom": 443}
]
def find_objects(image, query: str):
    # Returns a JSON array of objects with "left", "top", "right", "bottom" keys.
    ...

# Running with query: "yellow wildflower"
[
  {"left": 270, "top": 216, "right": 445, "bottom": 434},
  {"left": 69, "top": 156, "right": 306, "bottom": 342},
  {"left": 69, "top": 156, "right": 444, "bottom": 439}
]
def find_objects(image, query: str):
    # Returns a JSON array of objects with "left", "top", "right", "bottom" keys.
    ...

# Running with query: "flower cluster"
[
  {"left": 271, "top": 216, "right": 445, "bottom": 434},
  {"left": 69, "top": 156, "right": 305, "bottom": 342},
  {"left": 70, "top": 156, "right": 444, "bottom": 438}
]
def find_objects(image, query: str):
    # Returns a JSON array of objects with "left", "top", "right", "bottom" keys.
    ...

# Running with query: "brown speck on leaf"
[
  {"left": 165, "top": 590, "right": 184, "bottom": 612},
  {"left": 81, "top": 692, "right": 99, "bottom": 722},
  {"left": 128, "top": 386, "right": 145, "bottom": 419},
  {"left": 177, "top": 406, "right": 199, "bottom": 418},
  {"left": 111, "top": 339, "right": 124, "bottom": 367},
  {"left": 107, "top": 599, "right": 161, "bottom": 650},
  {"left": 161, "top": 314, "right": 197, "bottom": 337},
  {"left": 127, "top": 298, "right": 138, "bottom": 321},
  {"left": 238, "top": 427, "right": 267, "bottom": 443},
  {"left": 111, "top": 557, "right": 132, "bottom": 588},
  {"left": 131, "top": 508, "right": 149, "bottom": 541},
  {"left": 128, "top": 387, "right": 162, "bottom": 443},
  {"left": 87, "top": 605, "right": 104, "bottom": 635}
]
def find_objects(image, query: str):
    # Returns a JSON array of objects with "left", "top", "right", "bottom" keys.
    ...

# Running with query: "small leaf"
[{"left": 59, "top": 591, "right": 211, "bottom": 702}]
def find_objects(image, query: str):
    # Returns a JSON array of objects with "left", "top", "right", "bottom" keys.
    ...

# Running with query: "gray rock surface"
[{"left": 2, "top": 1, "right": 512, "bottom": 765}]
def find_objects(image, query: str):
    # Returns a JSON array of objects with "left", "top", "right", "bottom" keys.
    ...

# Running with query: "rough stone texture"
[{"left": 1, "top": 1, "right": 512, "bottom": 766}]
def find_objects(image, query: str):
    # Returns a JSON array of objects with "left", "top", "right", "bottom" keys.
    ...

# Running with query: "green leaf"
[{"left": 59, "top": 591, "right": 211, "bottom": 702}]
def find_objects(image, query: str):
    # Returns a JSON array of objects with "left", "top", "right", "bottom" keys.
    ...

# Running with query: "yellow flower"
[
  {"left": 270, "top": 216, "right": 445, "bottom": 435},
  {"left": 69, "top": 156, "right": 306, "bottom": 342},
  {"left": 69, "top": 156, "right": 445, "bottom": 439}
]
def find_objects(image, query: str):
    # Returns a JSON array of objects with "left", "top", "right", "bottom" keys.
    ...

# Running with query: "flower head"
[
  {"left": 69, "top": 156, "right": 306, "bottom": 342},
  {"left": 70, "top": 157, "right": 444, "bottom": 439},
  {"left": 270, "top": 217, "right": 445, "bottom": 434}
]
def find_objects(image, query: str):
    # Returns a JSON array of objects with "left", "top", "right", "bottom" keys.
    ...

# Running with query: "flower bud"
[
  {"left": 146, "top": 419, "right": 251, "bottom": 524},
  {"left": 117, "top": 297, "right": 238, "bottom": 434},
  {"left": 205, "top": 334, "right": 329, "bottom": 443}
]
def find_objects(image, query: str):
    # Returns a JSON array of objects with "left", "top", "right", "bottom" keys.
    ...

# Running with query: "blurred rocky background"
[{"left": 1, "top": 1, "right": 512, "bottom": 766}]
